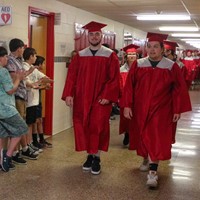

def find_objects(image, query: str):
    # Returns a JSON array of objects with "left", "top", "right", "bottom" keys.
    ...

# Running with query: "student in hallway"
[
  {"left": 119, "top": 44, "right": 140, "bottom": 146},
  {"left": 6, "top": 38, "right": 38, "bottom": 163},
  {"left": 62, "top": 21, "right": 120, "bottom": 175},
  {"left": 23, "top": 48, "right": 53, "bottom": 152},
  {"left": 0, "top": 46, "right": 28, "bottom": 172},
  {"left": 122, "top": 32, "right": 191, "bottom": 188},
  {"left": 33, "top": 55, "right": 53, "bottom": 148}
]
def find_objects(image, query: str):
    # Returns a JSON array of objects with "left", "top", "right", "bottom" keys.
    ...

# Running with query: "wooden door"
[
  {"left": 29, "top": 7, "right": 54, "bottom": 135},
  {"left": 30, "top": 15, "right": 47, "bottom": 117}
]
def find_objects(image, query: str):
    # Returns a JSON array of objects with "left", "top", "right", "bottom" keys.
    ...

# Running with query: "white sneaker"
[
  {"left": 146, "top": 171, "right": 158, "bottom": 188},
  {"left": 139, "top": 158, "right": 149, "bottom": 172}
]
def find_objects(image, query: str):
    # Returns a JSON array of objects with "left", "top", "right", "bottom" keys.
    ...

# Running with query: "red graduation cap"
[
  {"left": 147, "top": 32, "right": 168, "bottom": 43},
  {"left": 186, "top": 49, "right": 193, "bottom": 54},
  {"left": 122, "top": 44, "right": 140, "bottom": 53},
  {"left": 163, "top": 40, "right": 179, "bottom": 51},
  {"left": 82, "top": 21, "right": 107, "bottom": 33}
]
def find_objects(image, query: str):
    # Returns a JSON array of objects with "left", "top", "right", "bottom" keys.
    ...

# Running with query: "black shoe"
[
  {"left": 113, "top": 106, "right": 120, "bottom": 115},
  {"left": 123, "top": 132, "right": 129, "bottom": 146},
  {"left": 21, "top": 148, "right": 38, "bottom": 160},
  {"left": 12, "top": 153, "right": 27, "bottom": 165},
  {"left": 28, "top": 144, "right": 41, "bottom": 154},
  {"left": 91, "top": 156, "right": 101, "bottom": 175},
  {"left": 40, "top": 140, "right": 52, "bottom": 148},
  {"left": 1, "top": 149, "right": 9, "bottom": 172},
  {"left": 32, "top": 141, "right": 44, "bottom": 150},
  {"left": 82, "top": 155, "right": 94, "bottom": 171},
  {"left": 8, "top": 158, "right": 15, "bottom": 170}
]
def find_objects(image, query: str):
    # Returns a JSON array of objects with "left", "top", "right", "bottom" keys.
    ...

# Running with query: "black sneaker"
[
  {"left": 82, "top": 155, "right": 94, "bottom": 171},
  {"left": 28, "top": 144, "right": 40, "bottom": 155},
  {"left": 12, "top": 153, "right": 27, "bottom": 165},
  {"left": 21, "top": 148, "right": 38, "bottom": 160},
  {"left": 8, "top": 158, "right": 15, "bottom": 170},
  {"left": 40, "top": 140, "right": 52, "bottom": 148},
  {"left": 29, "top": 143, "right": 43, "bottom": 153},
  {"left": 1, "top": 149, "right": 9, "bottom": 172},
  {"left": 113, "top": 106, "right": 120, "bottom": 115},
  {"left": 123, "top": 132, "right": 129, "bottom": 146},
  {"left": 91, "top": 156, "right": 101, "bottom": 175},
  {"left": 32, "top": 142, "right": 44, "bottom": 152}
]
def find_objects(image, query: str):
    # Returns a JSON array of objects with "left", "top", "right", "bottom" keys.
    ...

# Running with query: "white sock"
[
  {"left": 22, "top": 146, "right": 28, "bottom": 152},
  {"left": 12, "top": 150, "right": 18, "bottom": 156}
]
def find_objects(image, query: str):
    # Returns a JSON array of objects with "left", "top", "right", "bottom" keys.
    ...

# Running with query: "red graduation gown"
[
  {"left": 62, "top": 46, "right": 120, "bottom": 154},
  {"left": 182, "top": 57, "right": 197, "bottom": 88},
  {"left": 119, "top": 63, "right": 130, "bottom": 134},
  {"left": 122, "top": 57, "right": 191, "bottom": 161},
  {"left": 193, "top": 56, "right": 200, "bottom": 79}
]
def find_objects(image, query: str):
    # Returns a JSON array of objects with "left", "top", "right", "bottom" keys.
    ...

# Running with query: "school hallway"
[{"left": 1, "top": 90, "right": 200, "bottom": 200}]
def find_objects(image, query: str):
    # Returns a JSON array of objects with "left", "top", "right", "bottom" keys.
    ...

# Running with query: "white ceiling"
[{"left": 57, "top": 0, "right": 200, "bottom": 49}]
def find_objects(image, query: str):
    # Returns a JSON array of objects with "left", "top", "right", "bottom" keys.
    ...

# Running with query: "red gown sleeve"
[
  {"left": 172, "top": 63, "right": 192, "bottom": 114},
  {"left": 100, "top": 53, "right": 120, "bottom": 103},
  {"left": 61, "top": 55, "right": 79, "bottom": 101}
]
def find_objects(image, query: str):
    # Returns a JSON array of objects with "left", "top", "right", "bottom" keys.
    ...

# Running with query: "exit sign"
[{"left": 0, "top": 6, "right": 12, "bottom": 25}]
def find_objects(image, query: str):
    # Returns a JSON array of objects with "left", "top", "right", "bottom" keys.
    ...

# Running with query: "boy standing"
[
  {"left": 23, "top": 48, "right": 53, "bottom": 150},
  {"left": 0, "top": 46, "right": 28, "bottom": 172}
]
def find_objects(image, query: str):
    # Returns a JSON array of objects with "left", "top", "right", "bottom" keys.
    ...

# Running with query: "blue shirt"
[{"left": 0, "top": 67, "right": 18, "bottom": 119}]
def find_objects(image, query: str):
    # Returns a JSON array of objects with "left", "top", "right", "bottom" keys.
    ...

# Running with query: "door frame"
[{"left": 28, "top": 7, "right": 54, "bottom": 135}]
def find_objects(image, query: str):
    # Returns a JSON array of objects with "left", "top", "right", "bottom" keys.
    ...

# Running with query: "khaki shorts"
[{"left": 15, "top": 99, "right": 26, "bottom": 120}]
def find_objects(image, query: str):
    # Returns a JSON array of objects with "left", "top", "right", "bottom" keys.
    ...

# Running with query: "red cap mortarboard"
[
  {"left": 186, "top": 49, "right": 193, "bottom": 54},
  {"left": 147, "top": 32, "right": 168, "bottom": 43},
  {"left": 164, "top": 40, "right": 179, "bottom": 51},
  {"left": 82, "top": 21, "right": 107, "bottom": 32},
  {"left": 122, "top": 44, "right": 140, "bottom": 53}
]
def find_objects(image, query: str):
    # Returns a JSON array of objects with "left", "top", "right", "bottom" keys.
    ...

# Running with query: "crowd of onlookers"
[{"left": 0, "top": 38, "right": 53, "bottom": 172}]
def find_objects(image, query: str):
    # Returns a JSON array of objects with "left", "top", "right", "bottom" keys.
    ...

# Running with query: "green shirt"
[{"left": 0, "top": 67, "right": 18, "bottom": 119}]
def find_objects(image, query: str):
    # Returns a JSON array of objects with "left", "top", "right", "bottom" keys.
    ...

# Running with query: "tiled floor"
[{"left": 1, "top": 90, "right": 200, "bottom": 200}]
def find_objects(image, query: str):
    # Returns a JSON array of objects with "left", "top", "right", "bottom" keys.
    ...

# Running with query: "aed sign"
[{"left": 0, "top": 6, "right": 12, "bottom": 25}]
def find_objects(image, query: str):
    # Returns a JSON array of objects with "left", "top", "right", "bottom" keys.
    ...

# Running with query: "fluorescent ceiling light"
[
  {"left": 186, "top": 41, "right": 200, "bottom": 44},
  {"left": 172, "top": 33, "right": 200, "bottom": 37},
  {"left": 191, "top": 44, "right": 200, "bottom": 48},
  {"left": 181, "top": 38, "right": 200, "bottom": 41},
  {"left": 137, "top": 15, "right": 191, "bottom": 21},
  {"left": 124, "top": 33, "right": 132, "bottom": 36},
  {"left": 159, "top": 26, "right": 198, "bottom": 31}
]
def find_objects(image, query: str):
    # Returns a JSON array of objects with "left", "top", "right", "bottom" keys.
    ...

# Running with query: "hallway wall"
[{"left": 0, "top": 0, "right": 146, "bottom": 134}]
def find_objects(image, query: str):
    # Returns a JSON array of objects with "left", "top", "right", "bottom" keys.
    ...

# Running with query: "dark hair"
[
  {"left": 34, "top": 55, "right": 45, "bottom": 66},
  {"left": 112, "top": 48, "right": 119, "bottom": 54},
  {"left": 9, "top": 38, "right": 24, "bottom": 52},
  {"left": 170, "top": 49, "right": 175, "bottom": 56},
  {"left": 23, "top": 47, "right": 37, "bottom": 61},
  {"left": 0, "top": 46, "right": 8, "bottom": 57}
]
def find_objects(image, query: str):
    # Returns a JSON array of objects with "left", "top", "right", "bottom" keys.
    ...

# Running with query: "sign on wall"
[{"left": 0, "top": 6, "right": 12, "bottom": 25}]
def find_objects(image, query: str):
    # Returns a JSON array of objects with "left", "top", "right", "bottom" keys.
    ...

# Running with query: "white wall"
[{"left": 0, "top": 0, "right": 146, "bottom": 135}]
